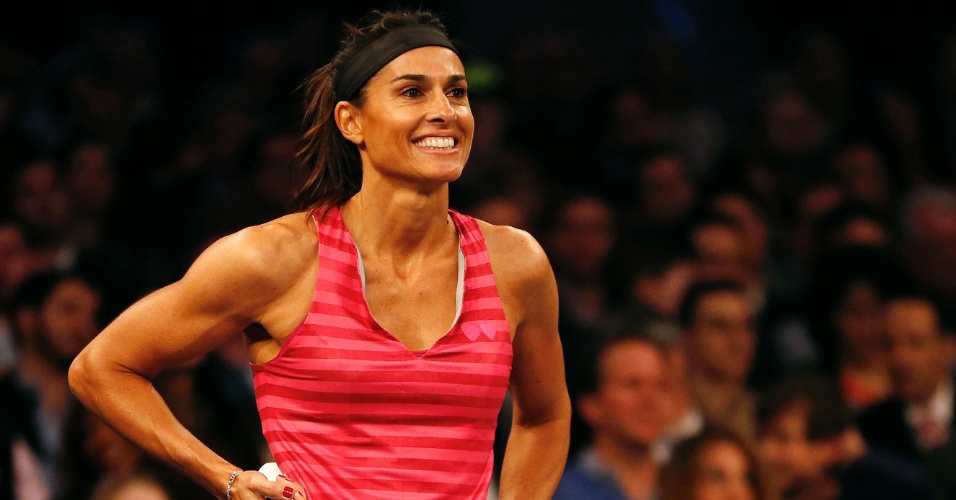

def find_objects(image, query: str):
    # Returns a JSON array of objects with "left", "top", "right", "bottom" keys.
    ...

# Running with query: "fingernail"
[{"left": 283, "top": 486, "right": 294, "bottom": 498}]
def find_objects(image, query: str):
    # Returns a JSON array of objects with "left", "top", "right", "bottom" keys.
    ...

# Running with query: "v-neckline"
[{"left": 336, "top": 207, "right": 466, "bottom": 357}]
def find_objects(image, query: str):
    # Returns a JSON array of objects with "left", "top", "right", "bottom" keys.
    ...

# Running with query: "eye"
[
  {"left": 447, "top": 87, "right": 467, "bottom": 99},
  {"left": 401, "top": 87, "right": 423, "bottom": 98}
]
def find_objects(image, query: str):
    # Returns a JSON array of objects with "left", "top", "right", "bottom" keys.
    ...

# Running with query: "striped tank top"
[{"left": 252, "top": 206, "right": 513, "bottom": 499}]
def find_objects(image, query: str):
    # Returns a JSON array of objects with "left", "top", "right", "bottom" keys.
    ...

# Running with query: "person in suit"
[{"left": 856, "top": 288, "right": 956, "bottom": 499}]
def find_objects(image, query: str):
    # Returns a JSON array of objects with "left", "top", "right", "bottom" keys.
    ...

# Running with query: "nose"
[{"left": 428, "top": 92, "right": 456, "bottom": 122}]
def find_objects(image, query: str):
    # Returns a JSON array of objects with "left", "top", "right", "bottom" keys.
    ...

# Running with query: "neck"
[
  {"left": 341, "top": 179, "right": 453, "bottom": 267},
  {"left": 688, "top": 371, "right": 746, "bottom": 422},
  {"left": 665, "top": 382, "right": 695, "bottom": 427},
  {"left": 591, "top": 435, "right": 658, "bottom": 500}
]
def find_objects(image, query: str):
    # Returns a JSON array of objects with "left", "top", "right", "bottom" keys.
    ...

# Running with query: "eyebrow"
[{"left": 390, "top": 74, "right": 467, "bottom": 84}]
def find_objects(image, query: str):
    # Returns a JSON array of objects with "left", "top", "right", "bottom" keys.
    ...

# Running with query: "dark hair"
[
  {"left": 8, "top": 268, "right": 99, "bottom": 345},
  {"left": 291, "top": 9, "right": 452, "bottom": 213},
  {"left": 659, "top": 426, "right": 767, "bottom": 500},
  {"left": 884, "top": 284, "right": 954, "bottom": 334},
  {"left": 757, "top": 373, "right": 852, "bottom": 441},
  {"left": 578, "top": 323, "right": 667, "bottom": 396},
  {"left": 677, "top": 279, "right": 747, "bottom": 329}
]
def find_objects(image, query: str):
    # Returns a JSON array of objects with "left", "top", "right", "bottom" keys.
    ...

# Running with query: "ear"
[
  {"left": 334, "top": 101, "right": 363, "bottom": 146},
  {"left": 577, "top": 393, "right": 603, "bottom": 429},
  {"left": 941, "top": 334, "right": 956, "bottom": 368}
]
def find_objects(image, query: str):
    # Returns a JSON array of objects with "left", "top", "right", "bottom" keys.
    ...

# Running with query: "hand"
[{"left": 229, "top": 471, "right": 307, "bottom": 500}]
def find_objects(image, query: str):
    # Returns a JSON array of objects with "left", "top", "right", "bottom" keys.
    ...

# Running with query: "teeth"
[{"left": 414, "top": 137, "right": 455, "bottom": 149}]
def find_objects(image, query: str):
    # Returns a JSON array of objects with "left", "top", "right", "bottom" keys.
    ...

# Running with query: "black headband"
[{"left": 333, "top": 25, "right": 459, "bottom": 101}]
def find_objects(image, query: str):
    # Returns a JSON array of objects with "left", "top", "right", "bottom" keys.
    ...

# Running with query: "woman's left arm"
[{"left": 486, "top": 225, "right": 572, "bottom": 499}]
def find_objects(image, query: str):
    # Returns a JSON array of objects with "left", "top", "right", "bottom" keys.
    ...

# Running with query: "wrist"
[{"left": 225, "top": 469, "right": 243, "bottom": 499}]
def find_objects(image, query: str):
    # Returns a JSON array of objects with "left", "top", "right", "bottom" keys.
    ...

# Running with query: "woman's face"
[
  {"left": 343, "top": 45, "right": 474, "bottom": 188},
  {"left": 693, "top": 440, "right": 757, "bottom": 500}
]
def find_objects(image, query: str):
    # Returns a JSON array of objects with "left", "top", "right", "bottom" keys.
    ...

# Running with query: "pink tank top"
[{"left": 252, "top": 206, "right": 513, "bottom": 499}]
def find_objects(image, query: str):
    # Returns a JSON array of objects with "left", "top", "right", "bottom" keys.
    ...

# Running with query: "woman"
[
  {"left": 69, "top": 9, "right": 571, "bottom": 500},
  {"left": 659, "top": 427, "right": 768, "bottom": 500}
]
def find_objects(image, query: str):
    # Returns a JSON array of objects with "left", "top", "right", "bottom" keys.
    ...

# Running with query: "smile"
[{"left": 413, "top": 137, "right": 456, "bottom": 150}]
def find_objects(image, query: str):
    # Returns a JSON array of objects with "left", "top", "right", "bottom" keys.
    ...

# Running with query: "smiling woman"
[{"left": 68, "top": 8, "right": 570, "bottom": 500}]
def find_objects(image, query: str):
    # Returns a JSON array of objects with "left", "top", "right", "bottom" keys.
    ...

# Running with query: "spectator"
[
  {"left": 555, "top": 328, "right": 670, "bottom": 500},
  {"left": 659, "top": 427, "right": 767, "bottom": 500},
  {"left": 679, "top": 279, "right": 759, "bottom": 444},
  {"left": 856, "top": 288, "right": 956, "bottom": 498},
  {"left": 758, "top": 374, "right": 929, "bottom": 499},
  {"left": 9, "top": 268, "right": 101, "bottom": 480}
]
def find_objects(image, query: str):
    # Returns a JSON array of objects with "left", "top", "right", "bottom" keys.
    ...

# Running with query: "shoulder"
[
  {"left": 477, "top": 220, "right": 553, "bottom": 289},
  {"left": 184, "top": 212, "right": 316, "bottom": 293}
]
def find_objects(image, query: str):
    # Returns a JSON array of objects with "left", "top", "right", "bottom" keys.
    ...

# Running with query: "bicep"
[
  {"left": 80, "top": 235, "right": 275, "bottom": 378},
  {"left": 88, "top": 281, "right": 252, "bottom": 378}
]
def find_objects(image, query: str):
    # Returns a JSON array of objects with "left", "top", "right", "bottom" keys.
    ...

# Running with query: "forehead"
[
  {"left": 886, "top": 299, "right": 938, "bottom": 332},
  {"left": 601, "top": 340, "right": 665, "bottom": 375},
  {"left": 372, "top": 46, "right": 465, "bottom": 81},
  {"left": 47, "top": 278, "right": 99, "bottom": 304}
]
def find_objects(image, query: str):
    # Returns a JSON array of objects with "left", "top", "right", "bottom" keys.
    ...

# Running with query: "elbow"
[{"left": 68, "top": 349, "right": 97, "bottom": 403}]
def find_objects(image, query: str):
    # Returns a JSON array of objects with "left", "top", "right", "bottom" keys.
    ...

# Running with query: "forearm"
[
  {"left": 497, "top": 417, "right": 570, "bottom": 500},
  {"left": 69, "top": 355, "right": 237, "bottom": 497}
]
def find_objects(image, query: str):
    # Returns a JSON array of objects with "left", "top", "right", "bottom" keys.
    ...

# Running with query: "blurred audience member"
[
  {"left": 899, "top": 185, "right": 956, "bottom": 311},
  {"left": 758, "top": 374, "right": 929, "bottom": 500},
  {"left": 679, "top": 280, "right": 758, "bottom": 444},
  {"left": 856, "top": 289, "right": 956, "bottom": 498},
  {"left": 9, "top": 158, "right": 76, "bottom": 271},
  {"left": 659, "top": 427, "right": 767, "bottom": 500},
  {"left": 55, "top": 400, "right": 202, "bottom": 499},
  {"left": 802, "top": 246, "right": 911, "bottom": 411},
  {"left": 544, "top": 194, "right": 627, "bottom": 406},
  {"left": 555, "top": 329, "right": 669, "bottom": 500},
  {"left": 621, "top": 146, "right": 698, "bottom": 245},
  {"left": 9, "top": 268, "right": 101, "bottom": 480},
  {"left": 829, "top": 142, "right": 897, "bottom": 216}
]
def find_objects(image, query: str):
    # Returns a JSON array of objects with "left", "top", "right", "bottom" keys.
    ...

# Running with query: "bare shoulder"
[
  {"left": 477, "top": 220, "right": 554, "bottom": 295},
  {"left": 185, "top": 211, "right": 317, "bottom": 293}
]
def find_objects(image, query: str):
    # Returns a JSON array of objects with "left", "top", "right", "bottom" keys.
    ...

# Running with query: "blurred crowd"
[{"left": 2, "top": 1, "right": 956, "bottom": 499}]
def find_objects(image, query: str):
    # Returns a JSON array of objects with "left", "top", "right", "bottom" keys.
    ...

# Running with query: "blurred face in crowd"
[
  {"left": 67, "top": 141, "right": 116, "bottom": 215},
  {"left": 12, "top": 160, "right": 72, "bottom": 232},
  {"left": 711, "top": 194, "right": 769, "bottom": 270},
  {"left": 885, "top": 299, "right": 954, "bottom": 404},
  {"left": 581, "top": 339, "right": 669, "bottom": 450},
  {"left": 549, "top": 197, "right": 615, "bottom": 278},
  {"left": 764, "top": 89, "right": 827, "bottom": 158},
  {"left": 833, "top": 145, "right": 891, "bottom": 209},
  {"left": 834, "top": 281, "right": 885, "bottom": 357},
  {"left": 638, "top": 154, "right": 696, "bottom": 222},
  {"left": 758, "top": 401, "right": 829, "bottom": 494},
  {"left": 20, "top": 278, "right": 100, "bottom": 365},
  {"left": 692, "top": 439, "right": 758, "bottom": 500},
  {"left": 0, "top": 222, "right": 31, "bottom": 298},
  {"left": 686, "top": 291, "right": 756, "bottom": 384},
  {"left": 691, "top": 222, "right": 749, "bottom": 283}
]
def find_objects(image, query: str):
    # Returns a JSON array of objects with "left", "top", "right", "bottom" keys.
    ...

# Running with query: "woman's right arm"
[{"left": 69, "top": 220, "right": 310, "bottom": 499}]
